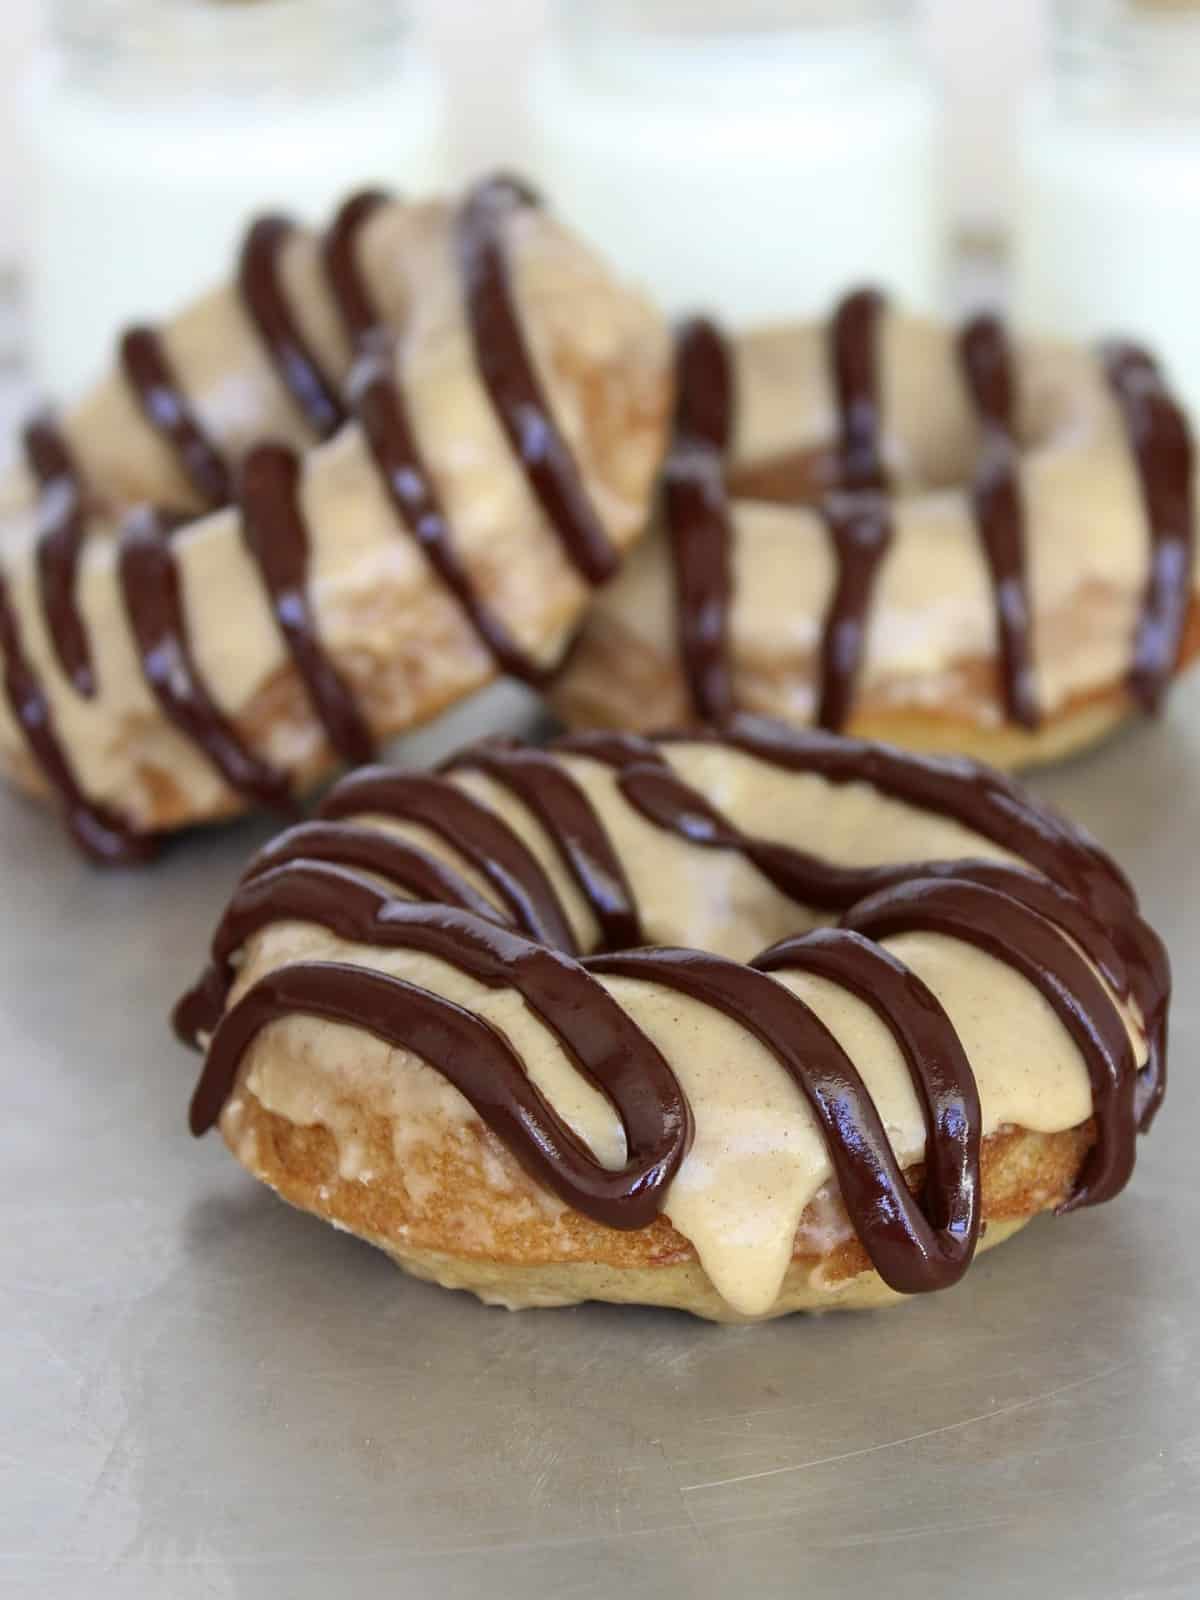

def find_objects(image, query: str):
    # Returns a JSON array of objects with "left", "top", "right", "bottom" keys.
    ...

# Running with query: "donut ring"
[
  {"left": 0, "top": 177, "right": 669, "bottom": 861},
  {"left": 551, "top": 295, "right": 1200, "bottom": 769},
  {"left": 177, "top": 717, "right": 1166, "bottom": 1321}
]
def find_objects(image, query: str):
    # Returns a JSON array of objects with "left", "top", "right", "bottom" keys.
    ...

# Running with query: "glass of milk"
[
  {"left": 526, "top": 0, "right": 946, "bottom": 323},
  {"left": 1015, "top": 0, "right": 1200, "bottom": 415},
  {"left": 23, "top": 0, "right": 450, "bottom": 398}
]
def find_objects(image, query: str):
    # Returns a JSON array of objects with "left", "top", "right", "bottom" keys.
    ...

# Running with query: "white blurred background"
[
  {"left": 9, "top": 0, "right": 1200, "bottom": 415},
  {"left": 0, "top": 0, "right": 1044, "bottom": 270}
]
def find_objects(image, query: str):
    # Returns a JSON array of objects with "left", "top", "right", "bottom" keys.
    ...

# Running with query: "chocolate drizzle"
[
  {"left": 844, "top": 876, "right": 1137, "bottom": 1207},
  {"left": 322, "top": 188, "right": 390, "bottom": 347},
  {"left": 959, "top": 314, "right": 1039, "bottom": 728},
  {"left": 665, "top": 299, "right": 898, "bottom": 732},
  {"left": 0, "top": 569, "right": 154, "bottom": 863},
  {"left": 456, "top": 176, "right": 617, "bottom": 586},
  {"left": 119, "top": 327, "right": 231, "bottom": 508},
  {"left": 816, "top": 493, "right": 893, "bottom": 732},
  {"left": 349, "top": 343, "right": 550, "bottom": 684},
  {"left": 664, "top": 442, "right": 736, "bottom": 725},
  {"left": 5, "top": 177, "right": 622, "bottom": 860},
  {"left": 591, "top": 943, "right": 979, "bottom": 1294},
  {"left": 665, "top": 291, "right": 1195, "bottom": 738},
  {"left": 754, "top": 927, "right": 981, "bottom": 1287},
  {"left": 237, "top": 443, "right": 374, "bottom": 766},
  {"left": 117, "top": 506, "right": 293, "bottom": 812},
  {"left": 555, "top": 718, "right": 1167, "bottom": 1128},
  {"left": 184, "top": 864, "right": 691, "bottom": 1228},
  {"left": 181, "top": 721, "right": 1163, "bottom": 1297},
  {"left": 443, "top": 738, "right": 643, "bottom": 951},
  {"left": 675, "top": 316, "right": 734, "bottom": 454},
  {"left": 1104, "top": 342, "right": 1196, "bottom": 712},
  {"left": 237, "top": 215, "right": 346, "bottom": 440},
  {"left": 24, "top": 415, "right": 95, "bottom": 698},
  {"left": 831, "top": 288, "right": 888, "bottom": 493},
  {"left": 319, "top": 766, "right": 577, "bottom": 953},
  {"left": 664, "top": 318, "right": 736, "bottom": 724}
]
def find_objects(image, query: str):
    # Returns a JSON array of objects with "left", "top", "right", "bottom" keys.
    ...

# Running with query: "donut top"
[
  {"left": 177, "top": 719, "right": 1167, "bottom": 1316},
  {"left": 0, "top": 176, "right": 630, "bottom": 863},
  {"left": 663, "top": 292, "right": 1195, "bottom": 735}
]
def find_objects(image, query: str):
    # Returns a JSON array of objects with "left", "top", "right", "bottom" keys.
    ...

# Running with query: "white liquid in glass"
[
  {"left": 23, "top": 0, "right": 450, "bottom": 399},
  {"left": 1015, "top": 0, "right": 1200, "bottom": 416},
  {"left": 526, "top": 0, "right": 945, "bottom": 324}
]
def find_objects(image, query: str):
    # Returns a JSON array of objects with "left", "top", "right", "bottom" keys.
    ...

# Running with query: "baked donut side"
[
  {"left": 177, "top": 721, "right": 1166, "bottom": 1321},
  {"left": 550, "top": 297, "right": 1199, "bottom": 768},
  {"left": 0, "top": 178, "right": 671, "bottom": 857}
]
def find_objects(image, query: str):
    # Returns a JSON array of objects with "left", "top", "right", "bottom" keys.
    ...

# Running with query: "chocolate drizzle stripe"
[
  {"left": 23, "top": 415, "right": 95, "bottom": 698},
  {"left": 237, "top": 443, "right": 374, "bottom": 766},
  {"left": 715, "top": 717, "right": 1138, "bottom": 916},
  {"left": 322, "top": 189, "right": 390, "bottom": 348},
  {"left": 843, "top": 876, "right": 1138, "bottom": 1208},
  {"left": 182, "top": 868, "right": 690, "bottom": 1229},
  {"left": 319, "top": 767, "right": 577, "bottom": 953},
  {"left": 349, "top": 345, "right": 550, "bottom": 684},
  {"left": 443, "top": 741, "right": 643, "bottom": 951},
  {"left": 664, "top": 441, "right": 736, "bottom": 724},
  {"left": 675, "top": 317, "right": 735, "bottom": 454},
  {"left": 192, "top": 959, "right": 685, "bottom": 1228},
  {"left": 591, "top": 942, "right": 979, "bottom": 1294},
  {"left": 0, "top": 568, "right": 152, "bottom": 863},
  {"left": 831, "top": 289, "right": 889, "bottom": 494},
  {"left": 242, "top": 820, "right": 503, "bottom": 921},
  {"left": 238, "top": 215, "right": 345, "bottom": 440},
  {"left": 172, "top": 828, "right": 504, "bottom": 1052},
  {"left": 119, "top": 327, "right": 231, "bottom": 508},
  {"left": 456, "top": 175, "right": 617, "bottom": 586},
  {"left": 663, "top": 319, "right": 738, "bottom": 723},
  {"left": 754, "top": 926, "right": 981, "bottom": 1278},
  {"left": 959, "top": 315, "right": 1040, "bottom": 729},
  {"left": 117, "top": 506, "right": 294, "bottom": 811},
  {"left": 1104, "top": 342, "right": 1197, "bottom": 714},
  {"left": 569, "top": 722, "right": 1129, "bottom": 915},
  {"left": 816, "top": 492, "right": 893, "bottom": 732}
]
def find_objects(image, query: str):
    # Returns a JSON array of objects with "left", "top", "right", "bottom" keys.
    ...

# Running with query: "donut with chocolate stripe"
[
  {"left": 0, "top": 177, "right": 669, "bottom": 860},
  {"left": 178, "top": 718, "right": 1166, "bottom": 1321},
  {"left": 552, "top": 294, "right": 1199, "bottom": 770}
]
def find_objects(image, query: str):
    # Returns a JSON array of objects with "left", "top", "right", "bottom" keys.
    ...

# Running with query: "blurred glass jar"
[
  {"left": 1015, "top": 0, "right": 1200, "bottom": 415},
  {"left": 23, "top": 0, "right": 449, "bottom": 398},
  {"left": 526, "top": 0, "right": 945, "bottom": 324}
]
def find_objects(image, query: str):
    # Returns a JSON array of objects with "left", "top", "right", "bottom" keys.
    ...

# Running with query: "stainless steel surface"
[{"left": 4, "top": 680, "right": 1200, "bottom": 1600}]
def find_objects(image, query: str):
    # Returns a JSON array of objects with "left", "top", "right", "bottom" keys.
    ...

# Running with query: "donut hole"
[{"left": 723, "top": 332, "right": 1108, "bottom": 510}]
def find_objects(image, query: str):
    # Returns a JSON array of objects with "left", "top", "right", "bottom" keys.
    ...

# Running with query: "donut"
[
  {"left": 0, "top": 176, "right": 670, "bottom": 861},
  {"left": 176, "top": 717, "right": 1167, "bottom": 1322},
  {"left": 550, "top": 294, "right": 1200, "bottom": 769}
]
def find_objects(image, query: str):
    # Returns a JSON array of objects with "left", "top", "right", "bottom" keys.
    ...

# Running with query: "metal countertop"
[{"left": 4, "top": 681, "right": 1199, "bottom": 1600}]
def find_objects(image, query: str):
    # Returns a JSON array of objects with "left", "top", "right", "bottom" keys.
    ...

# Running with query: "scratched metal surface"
[{"left": 3, "top": 675, "right": 1200, "bottom": 1600}]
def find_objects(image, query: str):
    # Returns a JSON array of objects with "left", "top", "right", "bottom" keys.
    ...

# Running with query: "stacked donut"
[
  {"left": 555, "top": 295, "right": 1199, "bottom": 766},
  {"left": 0, "top": 177, "right": 669, "bottom": 858}
]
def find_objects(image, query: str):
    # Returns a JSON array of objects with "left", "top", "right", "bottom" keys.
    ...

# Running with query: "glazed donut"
[
  {"left": 551, "top": 293, "right": 1200, "bottom": 768},
  {"left": 0, "top": 176, "right": 669, "bottom": 861},
  {"left": 177, "top": 717, "right": 1167, "bottom": 1322}
]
